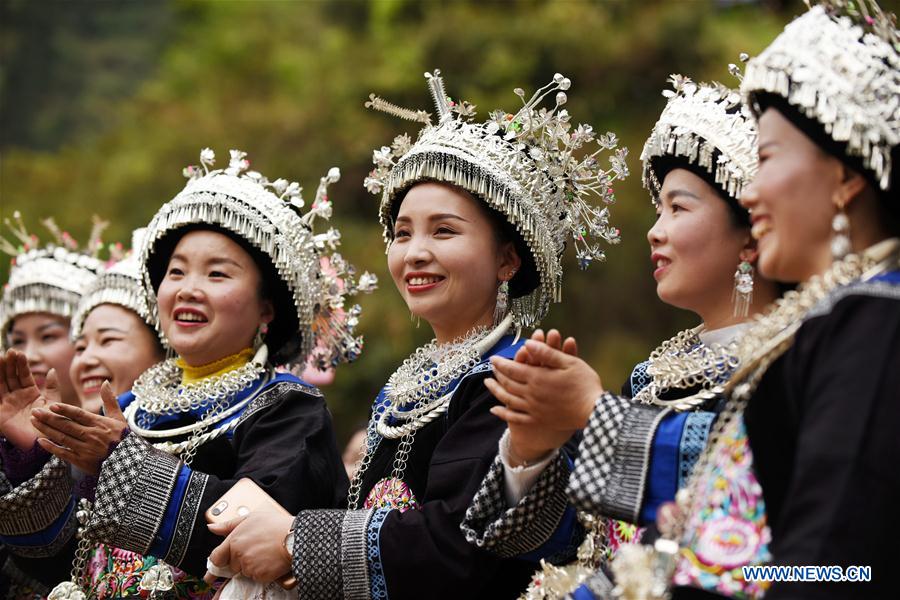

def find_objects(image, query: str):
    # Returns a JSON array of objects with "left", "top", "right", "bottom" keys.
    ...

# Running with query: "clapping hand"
[
  {"left": 485, "top": 329, "right": 604, "bottom": 466},
  {"left": 31, "top": 379, "right": 128, "bottom": 475},
  {"left": 0, "top": 349, "right": 57, "bottom": 450}
]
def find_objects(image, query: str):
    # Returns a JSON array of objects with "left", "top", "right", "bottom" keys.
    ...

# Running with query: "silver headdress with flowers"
[
  {"left": 364, "top": 70, "right": 629, "bottom": 326},
  {"left": 641, "top": 69, "right": 759, "bottom": 202},
  {"left": 139, "top": 149, "right": 377, "bottom": 367},
  {"left": 71, "top": 228, "right": 156, "bottom": 340},
  {"left": 741, "top": 0, "right": 900, "bottom": 191},
  {"left": 0, "top": 213, "right": 105, "bottom": 347}
]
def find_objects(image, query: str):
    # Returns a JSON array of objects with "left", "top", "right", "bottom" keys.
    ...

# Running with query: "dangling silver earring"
[
  {"left": 732, "top": 259, "right": 754, "bottom": 318},
  {"left": 253, "top": 323, "right": 268, "bottom": 350},
  {"left": 409, "top": 311, "right": 420, "bottom": 328},
  {"left": 831, "top": 203, "right": 851, "bottom": 261},
  {"left": 493, "top": 279, "right": 510, "bottom": 327}
]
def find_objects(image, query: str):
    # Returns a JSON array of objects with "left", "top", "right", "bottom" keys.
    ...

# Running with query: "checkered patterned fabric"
[
  {"left": 568, "top": 393, "right": 670, "bottom": 523},
  {"left": 566, "top": 393, "right": 630, "bottom": 515},
  {"left": 84, "top": 433, "right": 181, "bottom": 554},
  {"left": 461, "top": 450, "right": 571, "bottom": 558},
  {"left": 293, "top": 510, "right": 346, "bottom": 599},
  {"left": 341, "top": 508, "right": 374, "bottom": 599}
]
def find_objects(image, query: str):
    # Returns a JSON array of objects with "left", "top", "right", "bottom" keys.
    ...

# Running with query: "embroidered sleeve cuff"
[
  {"left": 0, "top": 455, "right": 74, "bottom": 536},
  {"left": 84, "top": 433, "right": 182, "bottom": 554},
  {"left": 1, "top": 497, "right": 77, "bottom": 558},
  {"left": 567, "top": 393, "right": 668, "bottom": 523},
  {"left": 462, "top": 448, "right": 571, "bottom": 558},
  {"left": 292, "top": 509, "right": 347, "bottom": 600}
]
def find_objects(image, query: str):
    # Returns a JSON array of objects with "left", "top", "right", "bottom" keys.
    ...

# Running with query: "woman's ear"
[
  {"left": 739, "top": 235, "right": 759, "bottom": 265},
  {"left": 834, "top": 163, "right": 869, "bottom": 209},
  {"left": 498, "top": 241, "right": 522, "bottom": 280},
  {"left": 260, "top": 299, "right": 275, "bottom": 326}
]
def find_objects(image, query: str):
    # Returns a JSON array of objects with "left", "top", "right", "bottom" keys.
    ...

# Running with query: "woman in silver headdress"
[
  {"left": 695, "top": 2, "right": 899, "bottom": 598},
  {"left": 203, "top": 70, "right": 628, "bottom": 599},
  {"left": 16, "top": 149, "right": 374, "bottom": 599},
  {"left": 460, "top": 72, "right": 781, "bottom": 600},
  {"left": 0, "top": 228, "right": 175, "bottom": 598},
  {"left": 0, "top": 217, "right": 104, "bottom": 598},
  {"left": 520, "top": 2, "right": 899, "bottom": 599}
]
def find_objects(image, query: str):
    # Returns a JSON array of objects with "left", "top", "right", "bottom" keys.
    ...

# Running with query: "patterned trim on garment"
[
  {"left": 567, "top": 393, "right": 668, "bottom": 523},
  {"left": 341, "top": 508, "right": 374, "bottom": 599},
  {"left": 0, "top": 455, "right": 73, "bottom": 536},
  {"left": 461, "top": 450, "right": 571, "bottom": 557},
  {"left": 629, "top": 360, "right": 652, "bottom": 395},
  {"left": 234, "top": 381, "right": 322, "bottom": 431},
  {"left": 806, "top": 277, "right": 900, "bottom": 320},
  {"left": 4, "top": 499, "right": 77, "bottom": 558},
  {"left": 469, "top": 360, "right": 494, "bottom": 377},
  {"left": 164, "top": 469, "right": 209, "bottom": 567},
  {"left": 85, "top": 434, "right": 181, "bottom": 554},
  {"left": 678, "top": 412, "right": 715, "bottom": 489},
  {"left": 293, "top": 510, "right": 345, "bottom": 600},
  {"left": 367, "top": 508, "right": 391, "bottom": 600},
  {"left": 604, "top": 402, "right": 670, "bottom": 524}
]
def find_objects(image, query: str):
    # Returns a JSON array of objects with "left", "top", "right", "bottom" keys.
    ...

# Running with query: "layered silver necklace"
[
  {"left": 347, "top": 314, "right": 515, "bottom": 509},
  {"left": 127, "top": 345, "right": 269, "bottom": 465}
]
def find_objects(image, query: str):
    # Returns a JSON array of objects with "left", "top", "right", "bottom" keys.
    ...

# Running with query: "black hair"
[
  {"left": 146, "top": 223, "right": 301, "bottom": 365},
  {"left": 649, "top": 153, "right": 751, "bottom": 229},
  {"left": 752, "top": 92, "right": 900, "bottom": 233}
]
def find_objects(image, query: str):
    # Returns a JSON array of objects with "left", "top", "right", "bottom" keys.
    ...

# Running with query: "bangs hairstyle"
[
  {"left": 389, "top": 180, "right": 540, "bottom": 300},
  {"left": 146, "top": 224, "right": 301, "bottom": 365}
]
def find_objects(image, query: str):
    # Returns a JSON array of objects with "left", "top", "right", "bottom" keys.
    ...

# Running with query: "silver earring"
[
  {"left": 732, "top": 259, "right": 754, "bottom": 319},
  {"left": 253, "top": 323, "right": 268, "bottom": 349},
  {"left": 409, "top": 311, "right": 420, "bottom": 329},
  {"left": 831, "top": 203, "right": 851, "bottom": 261},
  {"left": 493, "top": 280, "right": 509, "bottom": 327}
]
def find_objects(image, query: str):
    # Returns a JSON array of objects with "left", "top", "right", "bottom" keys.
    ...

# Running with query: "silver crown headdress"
[
  {"left": 641, "top": 69, "right": 759, "bottom": 203},
  {"left": 139, "top": 149, "right": 377, "bottom": 367},
  {"left": 1, "top": 213, "right": 106, "bottom": 347},
  {"left": 741, "top": 0, "right": 900, "bottom": 191},
  {"left": 71, "top": 228, "right": 156, "bottom": 340},
  {"left": 364, "top": 70, "right": 629, "bottom": 326}
]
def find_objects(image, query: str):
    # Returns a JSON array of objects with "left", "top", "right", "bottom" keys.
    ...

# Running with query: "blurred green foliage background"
[{"left": 5, "top": 0, "right": 889, "bottom": 443}]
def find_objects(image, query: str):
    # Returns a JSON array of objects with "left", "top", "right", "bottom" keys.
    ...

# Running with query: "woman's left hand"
[
  {"left": 205, "top": 511, "right": 295, "bottom": 584},
  {"left": 30, "top": 381, "right": 128, "bottom": 475}
]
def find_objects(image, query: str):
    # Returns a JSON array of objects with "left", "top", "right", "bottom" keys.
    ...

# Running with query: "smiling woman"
[
  {"left": 154, "top": 228, "right": 274, "bottom": 368},
  {"left": 0, "top": 219, "right": 104, "bottom": 595},
  {"left": 205, "top": 70, "right": 628, "bottom": 599},
  {"left": 388, "top": 182, "right": 521, "bottom": 343},
  {"left": 458, "top": 74, "right": 783, "bottom": 600},
  {"left": 7, "top": 149, "right": 376, "bottom": 599}
]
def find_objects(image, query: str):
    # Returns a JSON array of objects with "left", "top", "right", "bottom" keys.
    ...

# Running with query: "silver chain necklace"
[
  {"left": 129, "top": 345, "right": 269, "bottom": 464},
  {"left": 347, "top": 315, "right": 515, "bottom": 510}
]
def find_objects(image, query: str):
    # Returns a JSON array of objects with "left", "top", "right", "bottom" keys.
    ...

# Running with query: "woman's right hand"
[
  {"left": 486, "top": 329, "right": 602, "bottom": 465},
  {"left": 0, "top": 349, "right": 58, "bottom": 450}
]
